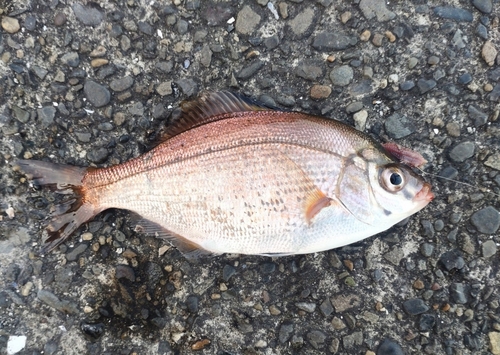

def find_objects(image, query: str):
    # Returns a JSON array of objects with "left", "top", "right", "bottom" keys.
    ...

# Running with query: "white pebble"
[
  {"left": 6, "top": 206, "right": 15, "bottom": 219},
  {"left": 7, "top": 335, "right": 26, "bottom": 355},
  {"left": 388, "top": 74, "right": 399, "bottom": 83},
  {"left": 267, "top": 2, "right": 279, "bottom": 20}
]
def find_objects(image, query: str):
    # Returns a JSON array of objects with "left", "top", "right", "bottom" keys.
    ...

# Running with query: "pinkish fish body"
[{"left": 16, "top": 91, "right": 433, "bottom": 258}]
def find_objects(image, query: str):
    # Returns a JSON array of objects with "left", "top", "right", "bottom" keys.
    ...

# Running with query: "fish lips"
[{"left": 413, "top": 182, "right": 434, "bottom": 203}]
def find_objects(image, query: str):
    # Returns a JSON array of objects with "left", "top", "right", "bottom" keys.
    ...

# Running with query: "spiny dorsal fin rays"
[
  {"left": 164, "top": 91, "right": 275, "bottom": 139},
  {"left": 382, "top": 142, "right": 428, "bottom": 168}
]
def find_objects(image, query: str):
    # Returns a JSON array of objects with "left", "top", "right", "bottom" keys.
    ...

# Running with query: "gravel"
[
  {"left": 236, "top": 59, "right": 265, "bottom": 80},
  {"left": 449, "top": 141, "right": 475, "bottom": 162},
  {"left": 450, "top": 282, "right": 469, "bottom": 304},
  {"left": 312, "top": 31, "right": 358, "bottom": 51},
  {"left": 84, "top": 80, "right": 111, "bottom": 108},
  {"left": 433, "top": 6, "right": 474, "bottom": 22},
  {"left": 470, "top": 206, "right": 500, "bottom": 234},
  {"left": 384, "top": 112, "right": 416, "bottom": 139},
  {"left": 439, "top": 250, "right": 466, "bottom": 271},
  {"left": 1, "top": 1, "right": 500, "bottom": 354},
  {"left": 72, "top": 2, "right": 104, "bottom": 26},
  {"left": 377, "top": 338, "right": 404, "bottom": 355},
  {"left": 403, "top": 298, "right": 430, "bottom": 315},
  {"left": 37, "top": 106, "right": 56, "bottom": 129},
  {"left": 417, "top": 78, "right": 437, "bottom": 94},
  {"left": 330, "top": 65, "right": 354, "bottom": 86}
]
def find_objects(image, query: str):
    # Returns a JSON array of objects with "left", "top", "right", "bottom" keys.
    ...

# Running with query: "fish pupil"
[{"left": 390, "top": 173, "right": 402, "bottom": 185}]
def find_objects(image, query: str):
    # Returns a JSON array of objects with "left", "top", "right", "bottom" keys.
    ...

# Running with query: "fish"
[{"left": 14, "top": 91, "right": 434, "bottom": 258}]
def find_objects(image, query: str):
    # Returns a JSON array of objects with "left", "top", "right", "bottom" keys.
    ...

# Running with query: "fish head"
[
  {"left": 336, "top": 146, "right": 433, "bottom": 227},
  {"left": 370, "top": 162, "right": 434, "bottom": 221}
]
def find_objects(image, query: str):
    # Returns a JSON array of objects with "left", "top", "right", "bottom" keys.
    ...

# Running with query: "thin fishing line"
[{"left": 415, "top": 167, "right": 500, "bottom": 199}]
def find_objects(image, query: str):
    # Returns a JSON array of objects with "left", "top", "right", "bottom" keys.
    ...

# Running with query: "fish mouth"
[{"left": 413, "top": 182, "right": 434, "bottom": 203}]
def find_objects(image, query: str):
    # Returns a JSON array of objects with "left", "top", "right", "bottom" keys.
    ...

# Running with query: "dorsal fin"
[{"left": 164, "top": 91, "right": 275, "bottom": 138}]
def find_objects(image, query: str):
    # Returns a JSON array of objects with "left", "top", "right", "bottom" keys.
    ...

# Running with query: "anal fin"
[{"left": 130, "top": 213, "right": 214, "bottom": 261}]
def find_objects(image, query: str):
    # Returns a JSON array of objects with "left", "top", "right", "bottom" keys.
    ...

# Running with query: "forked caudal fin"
[{"left": 14, "top": 160, "right": 98, "bottom": 254}]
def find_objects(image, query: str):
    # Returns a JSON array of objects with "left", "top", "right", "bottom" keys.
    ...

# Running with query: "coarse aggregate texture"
[{"left": 1, "top": 0, "right": 500, "bottom": 354}]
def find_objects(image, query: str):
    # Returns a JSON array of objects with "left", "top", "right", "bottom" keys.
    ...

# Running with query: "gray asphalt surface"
[{"left": 1, "top": 0, "right": 500, "bottom": 354}]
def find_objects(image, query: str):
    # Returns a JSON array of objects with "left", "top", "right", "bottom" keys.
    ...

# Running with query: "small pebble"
[
  {"left": 7, "top": 336, "right": 27, "bottom": 354},
  {"left": 115, "top": 265, "right": 135, "bottom": 282},
  {"left": 61, "top": 52, "right": 80, "bottom": 67},
  {"left": 433, "top": 6, "right": 473, "bottom": 22},
  {"left": 377, "top": 338, "right": 404, "bottom": 355},
  {"left": 310, "top": 85, "right": 331, "bottom": 99},
  {"left": 439, "top": 250, "right": 465, "bottom": 270},
  {"left": 191, "top": 339, "right": 210, "bottom": 351},
  {"left": 222, "top": 265, "right": 236, "bottom": 281},
  {"left": 360, "top": 30, "right": 371, "bottom": 42},
  {"left": 90, "top": 58, "right": 109, "bottom": 67},
  {"left": 428, "top": 56, "right": 440, "bottom": 65},
  {"left": 482, "top": 240, "right": 497, "bottom": 258},
  {"left": 458, "top": 73, "right": 472, "bottom": 84},
  {"left": 488, "top": 332, "right": 500, "bottom": 355},
  {"left": 417, "top": 79, "right": 437, "bottom": 94},
  {"left": 340, "top": 11, "right": 351, "bottom": 24},
  {"left": 420, "top": 243, "right": 434, "bottom": 257},
  {"left": 330, "top": 65, "right": 353, "bottom": 86},
  {"left": 400, "top": 81, "right": 415, "bottom": 91},
  {"left": 186, "top": 295, "right": 199, "bottom": 313},
  {"left": 1, "top": 16, "right": 20, "bottom": 33},
  {"left": 450, "top": 283, "right": 468, "bottom": 304},
  {"left": 419, "top": 314, "right": 436, "bottom": 331},
  {"left": 84, "top": 80, "right": 111, "bottom": 107},
  {"left": 403, "top": 298, "right": 429, "bottom": 315},
  {"left": 269, "top": 305, "right": 281, "bottom": 315},
  {"left": 385, "top": 31, "right": 396, "bottom": 42},
  {"left": 81, "top": 232, "right": 93, "bottom": 241},
  {"left": 449, "top": 142, "right": 475, "bottom": 162},
  {"left": 413, "top": 280, "right": 425, "bottom": 290},
  {"left": 65, "top": 244, "right": 88, "bottom": 261},
  {"left": 54, "top": 12, "right": 67, "bottom": 26},
  {"left": 482, "top": 41, "right": 498, "bottom": 66},
  {"left": 408, "top": 57, "right": 418, "bottom": 69},
  {"left": 476, "top": 24, "right": 488, "bottom": 40},
  {"left": 471, "top": 206, "right": 500, "bottom": 234},
  {"left": 331, "top": 317, "right": 346, "bottom": 330},
  {"left": 296, "top": 302, "right": 316, "bottom": 313},
  {"left": 353, "top": 110, "right": 368, "bottom": 131},
  {"left": 345, "top": 102, "right": 363, "bottom": 114},
  {"left": 372, "top": 33, "right": 384, "bottom": 47},
  {"left": 473, "top": 0, "right": 493, "bottom": 14}
]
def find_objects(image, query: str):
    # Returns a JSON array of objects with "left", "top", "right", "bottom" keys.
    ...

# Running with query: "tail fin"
[{"left": 14, "top": 160, "right": 97, "bottom": 254}]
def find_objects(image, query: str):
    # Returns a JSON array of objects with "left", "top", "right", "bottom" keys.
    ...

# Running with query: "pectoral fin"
[
  {"left": 271, "top": 149, "right": 332, "bottom": 225},
  {"left": 305, "top": 189, "right": 332, "bottom": 224}
]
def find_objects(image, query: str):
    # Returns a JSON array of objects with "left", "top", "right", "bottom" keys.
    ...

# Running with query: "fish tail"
[{"left": 15, "top": 159, "right": 98, "bottom": 254}]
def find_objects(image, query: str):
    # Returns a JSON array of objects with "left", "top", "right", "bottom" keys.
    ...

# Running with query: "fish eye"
[
  {"left": 390, "top": 172, "right": 403, "bottom": 185},
  {"left": 381, "top": 167, "right": 406, "bottom": 192}
]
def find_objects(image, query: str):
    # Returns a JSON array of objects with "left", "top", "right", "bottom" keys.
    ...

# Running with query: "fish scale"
[
  {"left": 98, "top": 144, "right": 316, "bottom": 254},
  {"left": 15, "top": 91, "right": 433, "bottom": 257}
]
